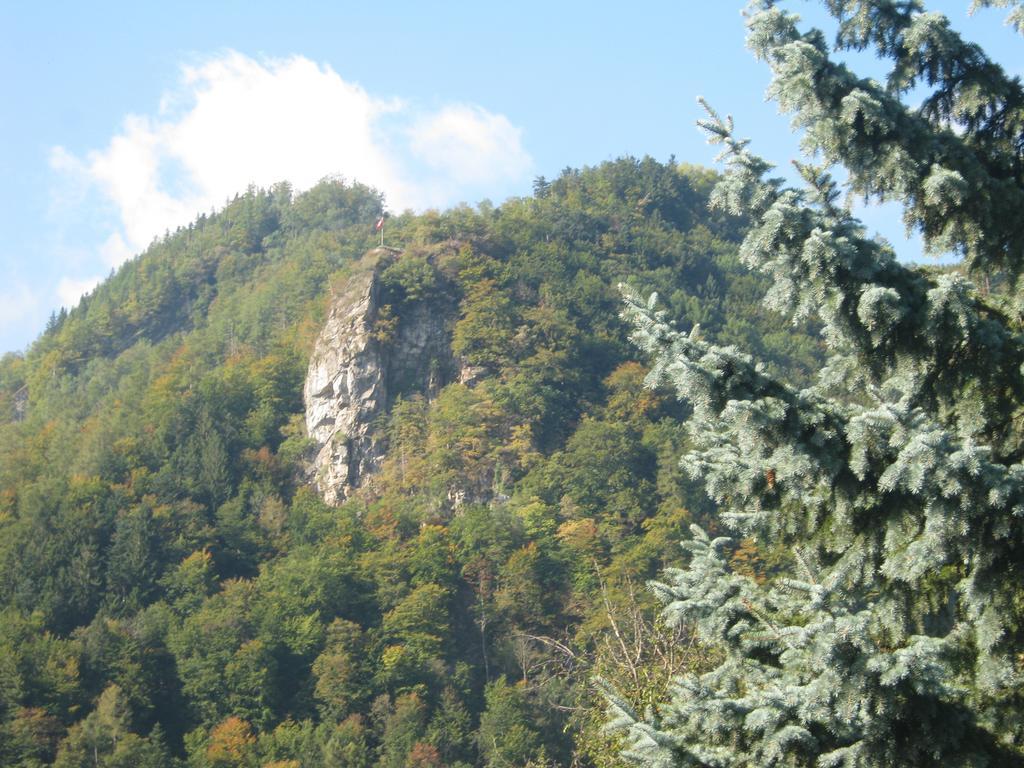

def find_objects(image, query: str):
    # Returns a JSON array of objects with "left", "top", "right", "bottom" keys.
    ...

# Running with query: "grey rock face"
[
  {"left": 303, "top": 251, "right": 457, "bottom": 504},
  {"left": 12, "top": 385, "right": 28, "bottom": 422},
  {"left": 304, "top": 267, "right": 386, "bottom": 505}
]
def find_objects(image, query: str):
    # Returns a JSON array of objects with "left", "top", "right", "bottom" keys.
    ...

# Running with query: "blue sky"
[{"left": 1, "top": 1, "right": 1020, "bottom": 353}]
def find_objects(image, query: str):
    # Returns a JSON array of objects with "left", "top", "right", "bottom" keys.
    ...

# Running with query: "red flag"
[{"left": 375, "top": 216, "right": 384, "bottom": 231}]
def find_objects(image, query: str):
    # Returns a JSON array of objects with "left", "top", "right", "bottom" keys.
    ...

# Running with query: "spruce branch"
[
  {"left": 971, "top": 0, "right": 1024, "bottom": 35},
  {"left": 748, "top": 2, "right": 1024, "bottom": 276}
]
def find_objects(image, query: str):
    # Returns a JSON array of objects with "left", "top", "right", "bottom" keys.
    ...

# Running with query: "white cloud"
[
  {"left": 57, "top": 276, "right": 102, "bottom": 309},
  {"left": 0, "top": 284, "right": 39, "bottom": 333},
  {"left": 99, "top": 232, "right": 134, "bottom": 269},
  {"left": 51, "top": 51, "right": 532, "bottom": 268},
  {"left": 410, "top": 105, "right": 531, "bottom": 186}
]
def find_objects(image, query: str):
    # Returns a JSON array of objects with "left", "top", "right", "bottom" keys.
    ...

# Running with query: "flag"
[{"left": 375, "top": 216, "right": 385, "bottom": 231}]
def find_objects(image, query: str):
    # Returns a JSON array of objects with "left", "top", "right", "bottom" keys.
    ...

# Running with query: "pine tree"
[{"left": 605, "top": 1, "right": 1024, "bottom": 765}]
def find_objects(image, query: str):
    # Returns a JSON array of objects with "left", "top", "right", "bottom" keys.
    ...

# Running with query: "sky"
[{"left": 1, "top": 1, "right": 1020, "bottom": 354}]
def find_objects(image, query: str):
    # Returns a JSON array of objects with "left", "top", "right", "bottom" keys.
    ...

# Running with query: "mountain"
[{"left": 0, "top": 158, "right": 822, "bottom": 767}]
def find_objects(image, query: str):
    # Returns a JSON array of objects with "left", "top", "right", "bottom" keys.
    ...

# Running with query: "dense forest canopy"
[{"left": 0, "top": 156, "right": 823, "bottom": 767}]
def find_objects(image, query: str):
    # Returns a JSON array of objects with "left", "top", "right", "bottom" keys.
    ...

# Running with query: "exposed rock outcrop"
[
  {"left": 303, "top": 249, "right": 458, "bottom": 504},
  {"left": 304, "top": 265, "right": 386, "bottom": 505},
  {"left": 12, "top": 385, "right": 28, "bottom": 422}
]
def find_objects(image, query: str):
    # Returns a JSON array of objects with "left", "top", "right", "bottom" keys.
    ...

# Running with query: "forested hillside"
[{"left": 0, "top": 158, "right": 821, "bottom": 767}]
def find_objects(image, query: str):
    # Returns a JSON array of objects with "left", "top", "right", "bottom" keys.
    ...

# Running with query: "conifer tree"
[{"left": 605, "top": 1, "right": 1024, "bottom": 765}]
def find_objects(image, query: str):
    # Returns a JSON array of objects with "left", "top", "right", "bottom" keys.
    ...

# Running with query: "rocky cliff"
[{"left": 303, "top": 249, "right": 457, "bottom": 504}]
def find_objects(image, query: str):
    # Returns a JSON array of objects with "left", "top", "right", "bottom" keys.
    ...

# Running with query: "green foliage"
[
  {"left": 605, "top": 2, "right": 1024, "bottom": 765},
  {"left": 972, "top": 0, "right": 1024, "bottom": 33},
  {"left": 477, "top": 678, "right": 544, "bottom": 768},
  {"left": 380, "top": 255, "right": 439, "bottom": 303},
  {"left": 52, "top": 685, "right": 178, "bottom": 768}
]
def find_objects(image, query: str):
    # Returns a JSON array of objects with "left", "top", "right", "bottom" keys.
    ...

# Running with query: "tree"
[
  {"left": 203, "top": 716, "right": 257, "bottom": 768},
  {"left": 605, "top": 1, "right": 1024, "bottom": 766},
  {"left": 376, "top": 583, "right": 452, "bottom": 692},
  {"left": 105, "top": 504, "right": 158, "bottom": 614},
  {"left": 53, "top": 684, "right": 177, "bottom": 768},
  {"left": 377, "top": 693, "right": 428, "bottom": 768},
  {"left": 476, "top": 677, "right": 544, "bottom": 768},
  {"left": 322, "top": 714, "right": 372, "bottom": 768},
  {"left": 313, "top": 619, "right": 366, "bottom": 722}
]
